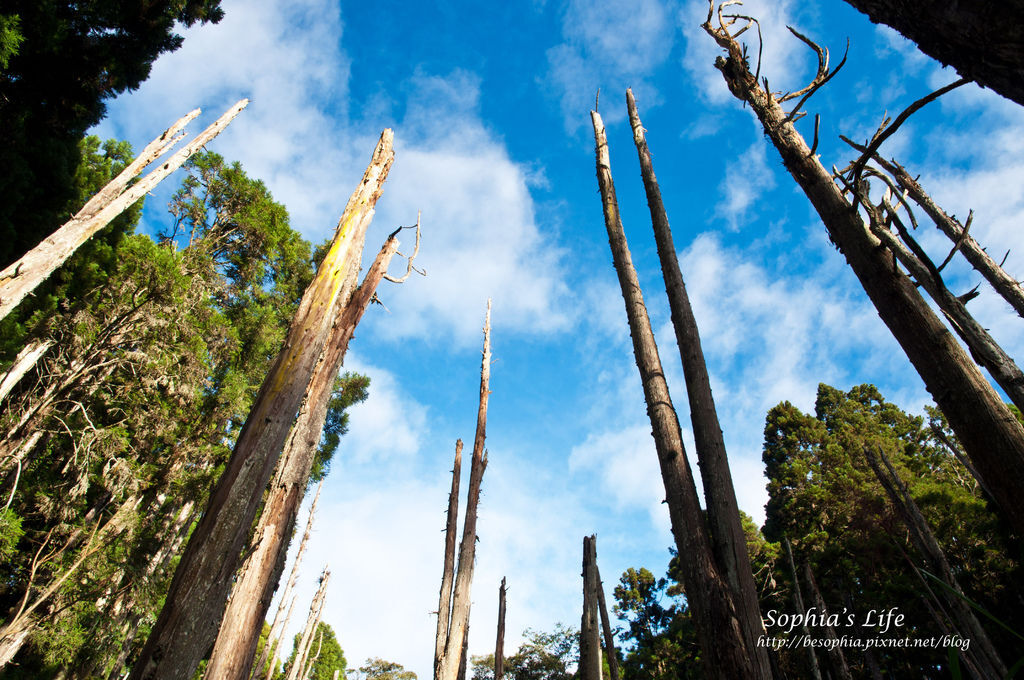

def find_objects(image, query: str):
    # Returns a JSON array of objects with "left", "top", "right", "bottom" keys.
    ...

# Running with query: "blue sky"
[{"left": 94, "top": 0, "right": 1024, "bottom": 675}]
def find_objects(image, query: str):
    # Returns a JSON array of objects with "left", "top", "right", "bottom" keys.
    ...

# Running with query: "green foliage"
[
  {"left": 312, "top": 372, "right": 371, "bottom": 484},
  {"left": 0, "top": 0, "right": 223, "bottom": 268},
  {"left": 472, "top": 625, "right": 579, "bottom": 680},
  {"left": 358, "top": 657, "right": 418, "bottom": 680},
  {"left": 762, "top": 383, "right": 1024, "bottom": 677},
  {"left": 280, "top": 622, "right": 346, "bottom": 680},
  {"left": 0, "top": 508, "right": 24, "bottom": 562}
]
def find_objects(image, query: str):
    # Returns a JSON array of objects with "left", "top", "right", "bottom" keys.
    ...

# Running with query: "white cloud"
[
  {"left": 716, "top": 135, "right": 777, "bottom": 230},
  {"left": 545, "top": 0, "right": 677, "bottom": 133}
]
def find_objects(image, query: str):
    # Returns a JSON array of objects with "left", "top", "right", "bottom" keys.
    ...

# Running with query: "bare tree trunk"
[
  {"left": 435, "top": 440, "right": 463, "bottom": 678},
  {"left": 253, "top": 483, "right": 321, "bottom": 680},
  {"left": 626, "top": 88, "right": 773, "bottom": 680},
  {"left": 592, "top": 545, "right": 618, "bottom": 680},
  {"left": 864, "top": 446, "right": 1007, "bottom": 678},
  {"left": 284, "top": 569, "right": 330, "bottom": 680},
  {"left": 494, "top": 578, "right": 506, "bottom": 680},
  {"left": 703, "top": 9, "right": 1024, "bottom": 537},
  {"left": 129, "top": 130, "right": 394, "bottom": 680},
  {"left": 591, "top": 110, "right": 753, "bottom": 680},
  {"left": 301, "top": 629, "right": 325, "bottom": 680},
  {"left": 839, "top": 0, "right": 1024, "bottom": 108},
  {"left": 0, "top": 339, "right": 53, "bottom": 404},
  {"left": 436, "top": 303, "right": 491, "bottom": 680},
  {"left": 206, "top": 231, "right": 403, "bottom": 680},
  {"left": 457, "top": 617, "right": 470, "bottom": 680},
  {"left": 579, "top": 536, "right": 601, "bottom": 680},
  {"left": 802, "top": 564, "right": 853, "bottom": 680},
  {"left": 0, "top": 101, "right": 246, "bottom": 322}
]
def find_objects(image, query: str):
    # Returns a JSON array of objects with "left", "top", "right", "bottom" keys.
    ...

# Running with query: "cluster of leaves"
[{"left": 0, "top": 149, "right": 367, "bottom": 677}]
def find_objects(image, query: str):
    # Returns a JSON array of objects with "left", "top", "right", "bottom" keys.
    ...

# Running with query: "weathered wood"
[
  {"left": 252, "top": 484, "right": 321, "bottom": 680},
  {"left": 579, "top": 536, "right": 601, "bottom": 680},
  {"left": 0, "top": 101, "right": 245, "bottom": 321},
  {"left": 703, "top": 5, "right": 1024, "bottom": 537},
  {"left": 494, "top": 577, "right": 506, "bottom": 680},
  {"left": 591, "top": 109, "right": 753, "bottom": 679},
  {"left": 435, "top": 440, "right": 464, "bottom": 677},
  {"left": 626, "top": 88, "right": 773, "bottom": 680},
  {"left": 864, "top": 446, "right": 1007, "bottom": 678},
  {"left": 206, "top": 232, "right": 403, "bottom": 680},
  {"left": 436, "top": 303, "right": 491, "bottom": 680},
  {"left": 0, "top": 339, "right": 53, "bottom": 404},
  {"left": 128, "top": 130, "right": 394, "bottom": 680},
  {"left": 592, "top": 559, "right": 619, "bottom": 680},
  {"left": 284, "top": 568, "right": 330, "bottom": 680}
]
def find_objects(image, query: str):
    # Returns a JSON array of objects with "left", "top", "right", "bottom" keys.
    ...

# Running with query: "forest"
[{"left": 0, "top": 0, "right": 1022, "bottom": 679}]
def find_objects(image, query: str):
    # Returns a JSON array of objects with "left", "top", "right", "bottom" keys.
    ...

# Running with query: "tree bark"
[
  {"left": 864, "top": 446, "right": 1007, "bottom": 678},
  {"left": 703, "top": 10, "right": 1024, "bottom": 537},
  {"left": 494, "top": 577, "right": 506, "bottom": 680},
  {"left": 128, "top": 130, "right": 394, "bottom": 680},
  {"left": 436, "top": 303, "right": 491, "bottom": 680},
  {"left": 839, "top": 0, "right": 1024, "bottom": 108},
  {"left": 593, "top": 560, "right": 619, "bottom": 680},
  {"left": 0, "top": 101, "right": 246, "bottom": 322},
  {"left": 579, "top": 536, "right": 601, "bottom": 680},
  {"left": 0, "top": 339, "right": 53, "bottom": 404},
  {"left": 435, "top": 440, "right": 463, "bottom": 678},
  {"left": 252, "top": 484, "right": 321, "bottom": 680},
  {"left": 206, "top": 232, "right": 402, "bottom": 680},
  {"left": 626, "top": 88, "right": 773, "bottom": 680},
  {"left": 591, "top": 110, "right": 754, "bottom": 680}
]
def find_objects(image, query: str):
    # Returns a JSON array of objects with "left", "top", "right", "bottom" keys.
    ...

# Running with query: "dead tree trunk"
[
  {"left": 252, "top": 482, "right": 321, "bottom": 680},
  {"left": 435, "top": 303, "right": 492, "bottom": 680},
  {"left": 702, "top": 6, "right": 1024, "bottom": 537},
  {"left": 864, "top": 446, "right": 1007, "bottom": 678},
  {"left": 284, "top": 568, "right": 330, "bottom": 680},
  {"left": 839, "top": 0, "right": 1024, "bottom": 108},
  {"left": 494, "top": 578, "right": 506, "bottom": 680},
  {"left": 626, "top": 88, "right": 773, "bottom": 680},
  {"left": 128, "top": 130, "right": 395, "bottom": 680},
  {"left": 435, "top": 440, "right": 463, "bottom": 677},
  {"left": 206, "top": 228, "right": 406, "bottom": 680},
  {"left": 579, "top": 536, "right": 601, "bottom": 680},
  {"left": 802, "top": 564, "right": 853, "bottom": 680},
  {"left": 591, "top": 109, "right": 754, "bottom": 680},
  {"left": 593, "top": 559, "right": 619, "bottom": 680},
  {"left": 783, "top": 538, "right": 822, "bottom": 680},
  {"left": 0, "top": 339, "right": 53, "bottom": 404},
  {"left": 0, "top": 101, "right": 247, "bottom": 322}
]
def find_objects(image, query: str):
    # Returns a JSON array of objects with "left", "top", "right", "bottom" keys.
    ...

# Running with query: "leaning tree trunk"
[
  {"left": 494, "top": 577, "right": 506, "bottom": 680},
  {"left": 435, "top": 303, "right": 491, "bottom": 680},
  {"left": 703, "top": 8, "right": 1024, "bottom": 537},
  {"left": 284, "top": 568, "right": 330, "bottom": 680},
  {"left": 626, "top": 88, "right": 772, "bottom": 680},
  {"left": 593, "top": 557, "right": 619, "bottom": 680},
  {"left": 839, "top": 0, "right": 1024, "bottom": 108},
  {"left": 0, "top": 101, "right": 247, "bottom": 322},
  {"left": 864, "top": 446, "right": 1007, "bottom": 678},
  {"left": 128, "top": 130, "right": 394, "bottom": 680},
  {"left": 591, "top": 109, "right": 754, "bottom": 679},
  {"left": 783, "top": 538, "right": 823, "bottom": 680},
  {"left": 579, "top": 536, "right": 601, "bottom": 680},
  {"left": 434, "top": 440, "right": 463, "bottom": 677},
  {"left": 803, "top": 564, "right": 853, "bottom": 680},
  {"left": 205, "top": 231, "right": 403, "bottom": 680}
]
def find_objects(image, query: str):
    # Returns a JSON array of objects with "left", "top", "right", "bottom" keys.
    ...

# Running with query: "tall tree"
[
  {"left": 436, "top": 302, "right": 492, "bottom": 680},
  {"left": 128, "top": 130, "right": 395, "bottom": 680},
  {"left": 590, "top": 109, "right": 753, "bottom": 679},
  {"left": 838, "top": 0, "right": 1024, "bottom": 108},
  {"left": 702, "top": 3, "right": 1024, "bottom": 536},
  {"left": 0, "top": 0, "right": 224, "bottom": 267},
  {"left": 625, "top": 88, "right": 772, "bottom": 679}
]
